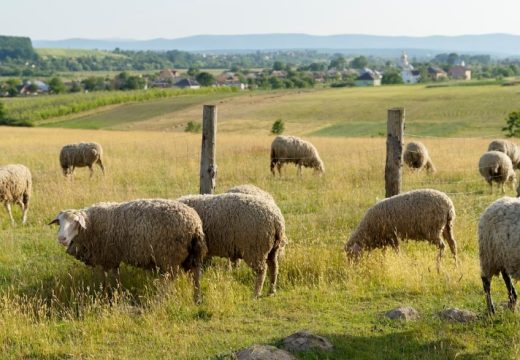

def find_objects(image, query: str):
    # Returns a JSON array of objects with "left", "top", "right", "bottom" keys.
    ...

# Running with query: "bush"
[
  {"left": 502, "top": 111, "right": 520, "bottom": 137},
  {"left": 185, "top": 121, "right": 201, "bottom": 133},
  {"left": 271, "top": 119, "right": 285, "bottom": 134}
]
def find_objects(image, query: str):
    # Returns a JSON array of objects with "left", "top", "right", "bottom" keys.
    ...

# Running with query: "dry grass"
[{"left": 0, "top": 127, "right": 518, "bottom": 359}]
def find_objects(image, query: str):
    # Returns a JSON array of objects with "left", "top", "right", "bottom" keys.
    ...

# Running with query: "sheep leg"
[
  {"left": 276, "top": 163, "right": 282, "bottom": 176},
  {"left": 501, "top": 270, "right": 518, "bottom": 310},
  {"left": 267, "top": 249, "right": 279, "bottom": 296},
  {"left": 442, "top": 223, "right": 458, "bottom": 267},
  {"left": 270, "top": 159, "right": 277, "bottom": 176},
  {"left": 88, "top": 165, "right": 94, "bottom": 178},
  {"left": 297, "top": 164, "right": 302, "bottom": 176},
  {"left": 4, "top": 203, "right": 15, "bottom": 226},
  {"left": 482, "top": 276, "right": 495, "bottom": 315},
  {"left": 192, "top": 265, "right": 203, "bottom": 305},
  {"left": 435, "top": 238, "right": 446, "bottom": 273},
  {"left": 17, "top": 200, "right": 27, "bottom": 225},
  {"left": 97, "top": 159, "right": 105, "bottom": 175},
  {"left": 253, "top": 265, "right": 267, "bottom": 298}
]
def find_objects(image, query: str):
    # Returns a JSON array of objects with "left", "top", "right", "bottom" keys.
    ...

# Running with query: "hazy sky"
[{"left": 2, "top": 0, "right": 520, "bottom": 40}]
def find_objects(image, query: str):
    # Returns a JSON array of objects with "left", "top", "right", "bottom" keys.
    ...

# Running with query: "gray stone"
[
  {"left": 439, "top": 308, "right": 477, "bottom": 322},
  {"left": 282, "top": 330, "right": 334, "bottom": 352},
  {"left": 385, "top": 306, "right": 420, "bottom": 321},
  {"left": 234, "top": 344, "right": 296, "bottom": 360}
]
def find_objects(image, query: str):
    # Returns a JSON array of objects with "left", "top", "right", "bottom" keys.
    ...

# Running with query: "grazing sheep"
[
  {"left": 178, "top": 193, "right": 287, "bottom": 298},
  {"left": 60, "top": 142, "right": 105, "bottom": 178},
  {"left": 226, "top": 184, "right": 275, "bottom": 204},
  {"left": 488, "top": 139, "right": 520, "bottom": 169},
  {"left": 0, "top": 164, "right": 32, "bottom": 225},
  {"left": 49, "top": 199, "right": 207, "bottom": 303},
  {"left": 344, "top": 189, "right": 457, "bottom": 267},
  {"left": 270, "top": 135, "right": 324, "bottom": 176},
  {"left": 403, "top": 141, "right": 436, "bottom": 173},
  {"left": 478, "top": 151, "right": 516, "bottom": 193},
  {"left": 478, "top": 197, "right": 520, "bottom": 314}
]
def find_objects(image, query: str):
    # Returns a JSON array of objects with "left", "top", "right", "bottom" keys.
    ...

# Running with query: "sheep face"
[
  {"left": 344, "top": 240, "right": 363, "bottom": 259},
  {"left": 49, "top": 210, "right": 86, "bottom": 247},
  {"left": 61, "top": 166, "right": 72, "bottom": 176}
]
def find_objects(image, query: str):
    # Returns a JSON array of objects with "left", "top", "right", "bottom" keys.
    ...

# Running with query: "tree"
[
  {"left": 502, "top": 111, "right": 520, "bottom": 137},
  {"left": 350, "top": 56, "right": 368, "bottom": 69},
  {"left": 382, "top": 70, "right": 404, "bottom": 85},
  {"left": 195, "top": 72, "right": 215, "bottom": 86},
  {"left": 329, "top": 55, "right": 347, "bottom": 70},
  {"left": 48, "top": 77, "right": 66, "bottom": 94},
  {"left": 187, "top": 67, "right": 200, "bottom": 76},
  {"left": 272, "top": 61, "right": 284, "bottom": 71},
  {"left": 271, "top": 119, "right": 284, "bottom": 134}
]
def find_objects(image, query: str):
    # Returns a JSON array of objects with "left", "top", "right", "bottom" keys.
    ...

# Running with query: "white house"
[{"left": 400, "top": 51, "right": 421, "bottom": 84}]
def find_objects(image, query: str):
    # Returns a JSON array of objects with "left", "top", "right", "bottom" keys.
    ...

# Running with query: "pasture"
[{"left": 0, "top": 84, "right": 520, "bottom": 359}]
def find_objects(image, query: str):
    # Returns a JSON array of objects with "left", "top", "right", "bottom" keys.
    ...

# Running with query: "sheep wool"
[
  {"left": 60, "top": 142, "right": 105, "bottom": 177},
  {"left": 478, "top": 151, "right": 516, "bottom": 193},
  {"left": 270, "top": 135, "right": 324, "bottom": 176},
  {"left": 0, "top": 164, "right": 32, "bottom": 225},
  {"left": 403, "top": 141, "right": 436, "bottom": 173},
  {"left": 53, "top": 199, "right": 207, "bottom": 303},
  {"left": 344, "top": 189, "right": 457, "bottom": 265},
  {"left": 488, "top": 139, "right": 520, "bottom": 169},
  {"left": 178, "top": 193, "right": 287, "bottom": 297},
  {"left": 226, "top": 184, "right": 275, "bottom": 204},
  {"left": 478, "top": 196, "right": 520, "bottom": 314}
]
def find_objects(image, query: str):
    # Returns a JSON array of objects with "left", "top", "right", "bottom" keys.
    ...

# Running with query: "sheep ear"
[
  {"left": 48, "top": 215, "right": 60, "bottom": 226},
  {"left": 77, "top": 214, "right": 87, "bottom": 229}
]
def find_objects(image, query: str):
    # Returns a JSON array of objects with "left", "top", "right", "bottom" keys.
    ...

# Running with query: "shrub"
[
  {"left": 502, "top": 111, "right": 520, "bottom": 137},
  {"left": 185, "top": 121, "right": 201, "bottom": 133},
  {"left": 271, "top": 119, "right": 285, "bottom": 134}
]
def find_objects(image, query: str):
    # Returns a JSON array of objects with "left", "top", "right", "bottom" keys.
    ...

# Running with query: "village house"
[
  {"left": 427, "top": 66, "right": 448, "bottom": 80},
  {"left": 449, "top": 65, "right": 471, "bottom": 80},
  {"left": 355, "top": 70, "right": 381, "bottom": 86}
]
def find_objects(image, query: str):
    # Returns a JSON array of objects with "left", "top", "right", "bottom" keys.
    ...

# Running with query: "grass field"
[
  {"left": 1, "top": 83, "right": 520, "bottom": 359},
  {"left": 37, "top": 83, "right": 520, "bottom": 137}
]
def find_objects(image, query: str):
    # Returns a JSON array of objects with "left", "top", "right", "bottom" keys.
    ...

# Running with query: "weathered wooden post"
[
  {"left": 385, "top": 108, "right": 405, "bottom": 198},
  {"left": 200, "top": 104, "right": 217, "bottom": 194}
]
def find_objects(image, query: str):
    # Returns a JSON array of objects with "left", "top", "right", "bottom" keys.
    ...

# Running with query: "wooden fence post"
[
  {"left": 200, "top": 105, "right": 217, "bottom": 194},
  {"left": 385, "top": 108, "right": 405, "bottom": 198}
]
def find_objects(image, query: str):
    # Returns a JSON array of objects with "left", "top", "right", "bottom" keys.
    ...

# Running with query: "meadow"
[{"left": 0, "top": 84, "right": 520, "bottom": 359}]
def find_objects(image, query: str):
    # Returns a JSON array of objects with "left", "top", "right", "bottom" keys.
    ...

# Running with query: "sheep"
[
  {"left": 403, "top": 141, "right": 436, "bottom": 173},
  {"left": 226, "top": 184, "right": 275, "bottom": 204},
  {"left": 478, "top": 151, "right": 516, "bottom": 193},
  {"left": 344, "top": 189, "right": 457, "bottom": 268},
  {"left": 60, "top": 142, "right": 105, "bottom": 178},
  {"left": 49, "top": 199, "right": 207, "bottom": 303},
  {"left": 178, "top": 193, "right": 287, "bottom": 298},
  {"left": 488, "top": 139, "right": 520, "bottom": 169},
  {"left": 478, "top": 197, "right": 520, "bottom": 314},
  {"left": 270, "top": 135, "right": 324, "bottom": 176},
  {"left": 0, "top": 164, "right": 32, "bottom": 225}
]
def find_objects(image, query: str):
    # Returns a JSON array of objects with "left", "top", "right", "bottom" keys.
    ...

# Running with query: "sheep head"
[{"left": 49, "top": 210, "right": 87, "bottom": 247}]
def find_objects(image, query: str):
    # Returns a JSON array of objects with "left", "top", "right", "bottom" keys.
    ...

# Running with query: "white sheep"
[
  {"left": 403, "top": 141, "right": 436, "bottom": 173},
  {"left": 344, "top": 189, "right": 457, "bottom": 268},
  {"left": 60, "top": 142, "right": 105, "bottom": 178},
  {"left": 226, "top": 184, "right": 276, "bottom": 204},
  {"left": 478, "top": 196, "right": 520, "bottom": 314},
  {"left": 0, "top": 164, "right": 32, "bottom": 225},
  {"left": 478, "top": 151, "right": 516, "bottom": 193},
  {"left": 49, "top": 199, "right": 207, "bottom": 303},
  {"left": 488, "top": 139, "right": 520, "bottom": 169},
  {"left": 270, "top": 135, "right": 324, "bottom": 176},
  {"left": 178, "top": 193, "right": 287, "bottom": 298}
]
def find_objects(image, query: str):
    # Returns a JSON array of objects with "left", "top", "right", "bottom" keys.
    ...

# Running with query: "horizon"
[{"left": 2, "top": 0, "right": 520, "bottom": 40}]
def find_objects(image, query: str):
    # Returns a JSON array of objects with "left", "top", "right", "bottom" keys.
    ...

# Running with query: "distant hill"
[{"left": 32, "top": 33, "right": 520, "bottom": 56}]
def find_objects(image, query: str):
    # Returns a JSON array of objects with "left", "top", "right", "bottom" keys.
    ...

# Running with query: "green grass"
[{"left": 36, "top": 48, "right": 126, "bottom": 59}]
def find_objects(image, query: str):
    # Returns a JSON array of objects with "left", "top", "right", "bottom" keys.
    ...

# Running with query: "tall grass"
[{"left": 0, "top": 127, "right": 518, "bottom": 358}]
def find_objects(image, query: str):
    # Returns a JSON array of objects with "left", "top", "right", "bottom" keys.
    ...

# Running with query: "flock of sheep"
[{"left": 0, "top": 135, "right": 519, "bottom": 313}]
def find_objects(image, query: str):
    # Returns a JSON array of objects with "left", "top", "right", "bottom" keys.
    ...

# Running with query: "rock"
[
  {"left": 385, "top": 306, "right": 419, "bottom": 321},
  {"left": 282, "top": 330, "right": 334, "bottom": 352},
  {"left": 234, "top": 344, "right": 296, "bottom": 360},
  {"left": 439, "top": 308, "right": 477, "bottom": 322}
]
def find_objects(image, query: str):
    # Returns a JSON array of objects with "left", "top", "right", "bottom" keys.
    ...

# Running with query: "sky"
[{"left": 2, "top": 0, "right": 520, "bottom": 40}]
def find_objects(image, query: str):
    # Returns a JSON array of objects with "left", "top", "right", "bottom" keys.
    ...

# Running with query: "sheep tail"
[{"left": 182, "top": 232, "right": 208, "bottom": 272}]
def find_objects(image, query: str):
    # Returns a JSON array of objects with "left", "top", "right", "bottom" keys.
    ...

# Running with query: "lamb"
[
  {"left": 403, "top": 141, "right": 436, "bottom": 173},
  {"left": 478, "top": 151, "right": 516, "bottom": 193},
  {"left": 270, "top": 135, "right": 324, "bottom": 176},
  {"left": 344, "top": 189, "right": 457, "bottom": 267},
  {"left": 226, "top": 184, "right": 275, "bottom": 204},
  {"left": 478, "top": 197, "right": 520, "bottom": 314},
  {"left": 60, "top": 142, "right": 105, "bottom": 178},
  {"left": 49, "top": 199, "right": 207, "bottom": 303},
  {"left": 0, "top": 164, "right": 32, "bottom": 225},
  {"left": 488, "top": 139, "right": 520, "bottom": 169},
  {"left": 178, "top": 193, "right": 287, "bottom": 298}
]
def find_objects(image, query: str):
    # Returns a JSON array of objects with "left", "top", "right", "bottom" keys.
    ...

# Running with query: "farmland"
[{"left": 0, "top": 83, "right": 520, "bottom": 359}]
